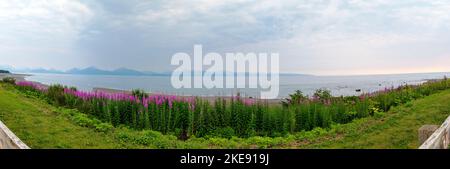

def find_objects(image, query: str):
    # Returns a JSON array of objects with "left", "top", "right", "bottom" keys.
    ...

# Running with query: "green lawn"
[
  {"left": 1, "top": 82, "right": 450, "bottom": 149},
  {"left": 0, "top": 83, "right": 203, "bottom": 149},
  {"left": 0, "top": 83, "right": 127, "bottom": 148}
]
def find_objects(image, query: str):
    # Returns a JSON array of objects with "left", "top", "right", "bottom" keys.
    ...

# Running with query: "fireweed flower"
[
  {"left": 168, "top": 100, "right": 173, "bottom": 109},
  {"left": 311, "top": 95, "right": 319, "bottom": 102},
  {"left": 359, "top": 94, "right": 369, "bottom": 101},
  {"left": 143, "top": 98, "right": 149, "bottom": 108},
  {"left": 325, "top": 99, "right": 331, "bottom": 106},
  {"left": 15, "top": 81, "right": 48, "bottom": 92},
  {"left": 243, "top": 98, "right": 255, "bottom": 106},
  {"left": 16, "top": 81, "right": 200, "bottom": 114}
]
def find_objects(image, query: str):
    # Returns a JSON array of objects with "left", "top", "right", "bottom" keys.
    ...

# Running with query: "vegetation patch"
[
  {"left": 2, "top": 77, "right": 15, "bottom": 84},
  {"left": 13, "top": 78, "right": 450, "bottom": 140},
  {"left": 1, "top": 78, "right": 450, "bottom": 149}
]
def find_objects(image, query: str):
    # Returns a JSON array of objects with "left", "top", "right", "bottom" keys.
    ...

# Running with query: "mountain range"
[{"left": 1, "top": 66, "right": 170, "bottom": 76}]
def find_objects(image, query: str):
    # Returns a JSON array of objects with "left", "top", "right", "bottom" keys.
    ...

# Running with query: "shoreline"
[
  {"left": 0, "top": 73, "right": 31, "bottom": 82},
  {"left": 3, "top": 73, "right": 283, "bottom": 104},
  {"left": 92, "top": 87, "right": 283, "bottom": 104},
  {"left": 5, "top": 72, "right": 448, "bottom": 105}
]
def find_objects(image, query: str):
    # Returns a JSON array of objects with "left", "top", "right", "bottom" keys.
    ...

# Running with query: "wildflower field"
[{"left": 11, "top": 77, "right": 450, "bottom": 141}]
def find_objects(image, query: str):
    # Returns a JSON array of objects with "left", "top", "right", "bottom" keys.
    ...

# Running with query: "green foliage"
[
  {"left": 69, "top": 86, "right": 77, "bottom": 91},
  {"left": 94, "top": 123, "right": 113, "bottom": 132},
  {"left": 277, "top": 78, "right": 450, "bottom": 136},
  {"left": 47, "top": 84, "right": 66, "bottom": 106},
  {"left": 313, "top": 88, "right": 332, "bottom": 102},
  {"left": 116, "top": 130, "right": 177, "bottom": 148},
  {"left": 4, "top": 79, "right": 450, "bottom": 149},
  {"left": 11, "top": 77, "right": 450, "bottom": 140},
  {"left": 70, "top": 110, "right": 113, "bottom": 132},
  {"left": 373, "top": 111, "right": 385, "bottom": 119},
  {"left": 72, "top": 113, "right": 94, "bottom": 127},
  {"left": 205, "top": 127, "right": 236, "bottom": 139},
  {"left": 282, "top": 90, "right": 307, "bottom": 106},
  {"left": 2, "top": 77, "right": 16, "bottom": 84},
  {"left": 131, "top": 89, "right": 148, "bottom": 100}
]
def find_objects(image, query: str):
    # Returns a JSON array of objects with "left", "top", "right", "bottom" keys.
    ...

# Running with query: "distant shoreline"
[
  {"left": 0, "top": 73, "right": 31, "bottom": 82},
  {"left": 5, "top": 72, "right": 448, "bottom": 105},
  {"left": 92, "top": 87, "right": 282, "bottom": 104},
  {"left": 2, "top": 73, "right": 282, "bottom": 104}
]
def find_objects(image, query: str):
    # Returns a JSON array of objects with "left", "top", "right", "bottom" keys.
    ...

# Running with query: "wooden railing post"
[
  {"left": 418, "top": 125, "right": 439, "bottom": 145},
  {"left": 0, "top": 120, "right": 30, "bottom": 149},
  {"left": 419, "top": 115, "right": 450, "bottom": 149}
]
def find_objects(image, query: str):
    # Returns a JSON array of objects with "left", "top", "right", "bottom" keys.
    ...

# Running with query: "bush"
[
  {"left": 117, "top": 130, "right": 175, "bottom": 148},
  {"left": 47, "top": 85, "right": 66, "bottom": 106},
  {"left": 73, "top": 113, "right": 95, "bottom": 127},
  {"left": 207, "top": 127, "right": 236, "bottom": 139},
  {"left": 313, "top": 88, "right": 332, "bottom": 103},
  {"left": 132, "top": 89, "right": 148, "bottom": 100},
  {"left": 94, "top": 123, "right": 113, "bottom": 132},
  {"left": 373, "top": 111, "right": 386, "bottom": 119},
  {"left": 71, "top": 112, "right": 113, "bottom": 132},
  {"left": 2, "top": 77, "right": 16, "bottom": 84},
  {"left": 282, "top": 90, "right": 307, "bottom": 106}
]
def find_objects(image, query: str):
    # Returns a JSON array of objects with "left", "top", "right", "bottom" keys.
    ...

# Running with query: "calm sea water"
[{"left": 25, "top": 72, "right": 450, "bottom": 98}]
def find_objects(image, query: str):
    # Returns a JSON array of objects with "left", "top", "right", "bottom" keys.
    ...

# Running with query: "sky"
[{"left": 1, "top": 0, "right": 450, "bottom": 75}]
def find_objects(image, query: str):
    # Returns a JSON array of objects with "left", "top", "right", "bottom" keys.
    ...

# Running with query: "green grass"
[
  {"left": 0, "top": 83, "right": 208, "bottom": 148},
  {"left": 1, "top": 82, "right": 450, "bottom": 149},
  {"left": 0, "top": 84, "right": 120, "bottom": 148}
]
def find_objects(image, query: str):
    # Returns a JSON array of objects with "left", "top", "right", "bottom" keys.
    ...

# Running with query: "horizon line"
[{"left": 3, "top": 65, "right": 450, "bottom": 77}]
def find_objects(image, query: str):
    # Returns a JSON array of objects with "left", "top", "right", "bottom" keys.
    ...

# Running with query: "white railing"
[
  {"left": 419, "top": 115, "right": 450, "bottom": 149},
  {"left": 0, "top": 120, "right": 30, "bottom": 149}
]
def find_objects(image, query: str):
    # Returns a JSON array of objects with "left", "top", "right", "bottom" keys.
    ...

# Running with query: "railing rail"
[
  {"left": 0, "top": 120, "right": 30, "bottom": 149},
  {"left": 419, "top": 115, "right": 450, "bottom": 149}
]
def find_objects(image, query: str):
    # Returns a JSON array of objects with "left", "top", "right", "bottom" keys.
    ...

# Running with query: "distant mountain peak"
[{"left": 3, "top": 65, "right": 311, "bottom": 77}]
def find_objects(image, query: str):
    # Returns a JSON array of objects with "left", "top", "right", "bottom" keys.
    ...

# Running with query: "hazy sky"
[{"left": 1, "top": 0, "right": 450, "bottom": 75}]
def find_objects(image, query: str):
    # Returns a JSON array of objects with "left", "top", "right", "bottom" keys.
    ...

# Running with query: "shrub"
[
  {"left": 373, "top": 111, "right": 386, "bottom": 119},
  {"left": 94, "top": 123, "right": 113, "bottom": 132},
  {"left": 313, "top": 88, "right": 332, "bottom": 103},
  {"left": 282, "top": 90, "right": 307, "bottom": 106},
  {"left": 208, "top": 127, "right": 236, "bottom": 139},
  {"left": 47, "top": 85, "right": 66, "bottom": 106},
  {"left": 2, "top": 77, "right": 16, "bottom": 84},
  {"left": 132, "top": 89, "right": 148, "bottom": 100},
  {"left": 72, "top": 113, "right": 95, "bottom": 127}
]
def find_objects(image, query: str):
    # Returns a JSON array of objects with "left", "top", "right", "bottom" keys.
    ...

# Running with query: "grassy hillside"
[
  {"left": 0, "top": 83, "right": 126, "bottom": 148},
  {"left": 1, "top": 82, "right": 450, "bottom": 149},
  {"left": 295, "top": 89, "right": 450, "bottom": 148},
  {"left": 0, "top": 83, "right": 291, "bottom": 149}
]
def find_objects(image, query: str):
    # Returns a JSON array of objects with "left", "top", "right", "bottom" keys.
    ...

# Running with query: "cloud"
[
  {"left": 0, "top": 0, "right": 94, "bottom": 69},
  {"left": 1, "top": 0, "right": 450, "bottom": 74},
  {"left": 0, "top": 0, "right": 93, "bottom": 43}
]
